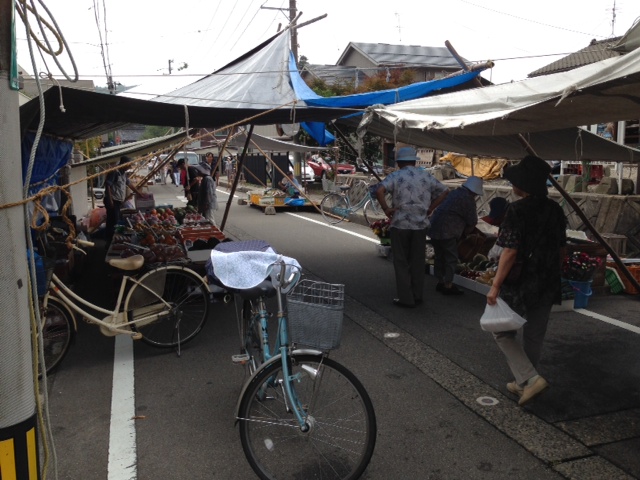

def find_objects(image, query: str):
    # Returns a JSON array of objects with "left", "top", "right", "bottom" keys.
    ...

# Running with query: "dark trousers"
[
  {"left": 431, "top": 237, "right": 459, "bottom": 284},
  {"left": 105, "top": 200, "right": 122, "bottom": 244},
  {"left": 390, "top": 227, "right": 427, "bottom": 305}
]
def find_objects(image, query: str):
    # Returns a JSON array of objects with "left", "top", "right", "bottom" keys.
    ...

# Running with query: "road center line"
[
  {"left": 574, "top": 308, "right": 640, "bottom": 334},
  {"left": 285, "top": 212, "right": 379, "bottom": 243},
  {"left": 108, "top": 335, "right": 137, "bottom": 480}
]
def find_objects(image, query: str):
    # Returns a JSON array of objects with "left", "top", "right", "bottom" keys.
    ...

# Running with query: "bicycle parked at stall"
[
  {"left": 320, "top": 178, "right": 385, "bottom": 225},
  {"left": 39, "top": 237, "right": 210, "bottom": 375},
  {"left": 208, "top": 240, "right": 377, "bottom": 480}
]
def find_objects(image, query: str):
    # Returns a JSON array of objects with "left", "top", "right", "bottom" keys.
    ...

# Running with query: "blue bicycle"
[
  {"left": 320, "top": 179, "right": 385, "bottom": 225},
  {"left": 209, "top": 241, "right": 377, "bottom": 480}
]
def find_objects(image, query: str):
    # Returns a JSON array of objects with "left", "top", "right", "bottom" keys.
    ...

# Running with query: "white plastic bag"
[{"left": 480, "top": 298, "right": 527, "bottom": 332}]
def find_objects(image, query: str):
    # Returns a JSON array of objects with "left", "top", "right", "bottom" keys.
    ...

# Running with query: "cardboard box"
[{"left": 135, "top": 193, "right": 155, "bottom": 210}]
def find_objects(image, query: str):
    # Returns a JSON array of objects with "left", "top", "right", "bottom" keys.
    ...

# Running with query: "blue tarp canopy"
[
  {"left": 289, "top": 51, "right": 482, "bottom": 144},
  {"left": 291, "top": 53, "right": 481, "bottom": 108}
]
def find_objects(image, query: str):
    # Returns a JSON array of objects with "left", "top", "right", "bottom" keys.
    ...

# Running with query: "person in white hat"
[
  {"left": 428, "top": 176, "right": 484, "bottom": 295},
  {"left": 375, "top": 147, "right": 449, "bottom": 308}
]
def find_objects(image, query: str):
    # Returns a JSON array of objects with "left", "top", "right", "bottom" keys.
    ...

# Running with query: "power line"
[{"left": 458, "top": 0, "right": 611, "bottom": 39}]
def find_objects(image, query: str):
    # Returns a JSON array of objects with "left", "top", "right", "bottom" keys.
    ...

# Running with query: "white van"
[{"left": 160, "top": 151, "right": 200, "bottom": 166}]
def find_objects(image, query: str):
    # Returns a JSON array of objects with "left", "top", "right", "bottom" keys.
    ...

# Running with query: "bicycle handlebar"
[
  {"left": 269, "top": 260, "right": 301, "bottom": 295},
  {"left": 77, "top": 239, "right": 95, "bottom": 248}
]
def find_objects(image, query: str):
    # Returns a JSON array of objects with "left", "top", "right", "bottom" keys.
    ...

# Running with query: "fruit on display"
[{"left": 454, "top": 253, "right": 498, "bottom": 284}]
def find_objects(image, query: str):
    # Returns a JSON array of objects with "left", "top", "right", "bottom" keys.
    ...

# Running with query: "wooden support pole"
[{"left": 220, "top": 125, "right": 254, "bottom": 231}]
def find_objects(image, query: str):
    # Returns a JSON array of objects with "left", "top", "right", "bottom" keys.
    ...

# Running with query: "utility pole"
[
  {"left": 0, "top": 0, "right": 41, "bottom": 479},
  {"left": 289, "top": 0, "right": 298, "bottom": 63}
]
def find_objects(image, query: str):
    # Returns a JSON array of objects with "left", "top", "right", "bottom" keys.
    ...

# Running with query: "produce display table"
[{"left": 106, "top": 207, "right": 226, "bottom": 266}]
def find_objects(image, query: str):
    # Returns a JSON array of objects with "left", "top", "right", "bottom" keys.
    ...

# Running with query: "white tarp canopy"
[
  {"left": 154, "top": 32, "right": 297, "bottom": 110},
  {"left": 355, "top": 45, "right": 640, "bottom": 162}
]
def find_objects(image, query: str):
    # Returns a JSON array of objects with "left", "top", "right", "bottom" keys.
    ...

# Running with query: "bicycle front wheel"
[
  {"left": 128, "top": 268, "right": 209, "bottom": 348},
  {"left": 238, "top": 354, "right": 377, "bottom": 480},
  {"left": 363, "top": 198, "right": 385, "bottom": 226},
  {"left": 320, "top": 193, "right": 349, "bottom": 224}
]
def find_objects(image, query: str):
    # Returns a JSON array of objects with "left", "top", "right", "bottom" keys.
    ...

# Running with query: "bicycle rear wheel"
[
  {"left": 39, "top": 297, "right": 74, "bottom": 377},
  {"left": 128, "top": 268, "right": 209, "bottom": 348},
  {"left": 238, "top": 353, "right": 377, "bottom": 480},
  {"left": 363, "top": 198, "right": 385, "bottom": 226},
  {"left": 320, "top": 193, "right": 349, "bottom": 224}
]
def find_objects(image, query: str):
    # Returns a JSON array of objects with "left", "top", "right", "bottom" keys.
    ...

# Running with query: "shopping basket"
[{"left": 287, "top": 279, "right": 344, "bottom": 350}]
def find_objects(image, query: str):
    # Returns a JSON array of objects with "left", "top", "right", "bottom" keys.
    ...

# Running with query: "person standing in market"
[
  {"left": 486, "top": 155, "right": 566, "bottom": 406},
  {"left": 177, "top": 158, "right": 205, "bottom": 207},
  {"left": 104, "top": 156, "right": 146, "bottom": 244},
  {"left": 375, "top": 147, "right": 449, "bottom": 308},
  {"left": 429, "top": 176, "right": 484, "bottom": 295},
  {"left": 197, "top": 152, "right": 220, "bottom": 226}
]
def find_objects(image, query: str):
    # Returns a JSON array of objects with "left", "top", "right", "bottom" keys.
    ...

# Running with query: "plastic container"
[
  {"left": 569, "top": 279, "right": 592, "bottom": 309},
  {"left": 605, "top": 267, "right": 624, "bottom": 294},
  {"left": 27, "top": 250, "right": 49, "bottom": 296},
  {"left": 606, "top": 262, "right": 640, "bottom": 295}
]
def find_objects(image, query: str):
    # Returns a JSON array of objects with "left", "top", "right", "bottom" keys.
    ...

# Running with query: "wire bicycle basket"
[{"left": 287, "top": 279, "right": 344, "bottom": 350}]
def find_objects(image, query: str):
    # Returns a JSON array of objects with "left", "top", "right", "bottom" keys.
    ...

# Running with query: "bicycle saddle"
[{"left": 108, "top": 254, "right": 144, "bottom": 271}]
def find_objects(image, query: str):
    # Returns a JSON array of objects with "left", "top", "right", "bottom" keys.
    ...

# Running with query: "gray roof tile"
[
  {"left": 345, "top": 42, "right": 466, "bottom": 69},
  {"left": 528, "top": 37, "right": 622, "bottom": 77}
]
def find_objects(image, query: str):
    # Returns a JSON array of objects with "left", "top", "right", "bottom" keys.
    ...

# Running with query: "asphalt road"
[{"left": 41, "top": 182, "right": 640, "bottom": 479}]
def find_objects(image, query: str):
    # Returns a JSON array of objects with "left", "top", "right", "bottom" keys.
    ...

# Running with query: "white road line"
[
  {"left": 108, "top": 335, "right": 137, "bottom": 480},
  {"left": 285, "top": 212, "right": 379, "bottom": 243},
  {"left": 574, "top": 308, "right": 640, "bottom": 334}
]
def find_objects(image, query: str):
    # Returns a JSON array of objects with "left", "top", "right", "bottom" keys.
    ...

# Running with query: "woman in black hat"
[{"left": 486, "top": 155, "right": 567, "bottom": 406}]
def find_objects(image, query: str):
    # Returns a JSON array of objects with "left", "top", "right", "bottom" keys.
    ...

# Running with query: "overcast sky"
[{"left": 15, "top": 0, "right": 639, "bottom": 95}]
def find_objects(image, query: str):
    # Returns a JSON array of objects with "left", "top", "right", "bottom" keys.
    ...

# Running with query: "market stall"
[
  {"left": 105, "top": 206, "right": 226, "bottom": 267},
  {"left": 246, "top": 188, "right": 315, "bottom": 210}
]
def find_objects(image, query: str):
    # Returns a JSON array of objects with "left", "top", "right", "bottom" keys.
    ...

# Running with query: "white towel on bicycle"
[{"left": 210, "top": 250, "right": 301, "bottom": 289}]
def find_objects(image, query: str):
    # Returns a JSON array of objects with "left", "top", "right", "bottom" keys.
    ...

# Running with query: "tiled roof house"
[{"left": 302, "top": 42, "right": 469, "bottom": 86}]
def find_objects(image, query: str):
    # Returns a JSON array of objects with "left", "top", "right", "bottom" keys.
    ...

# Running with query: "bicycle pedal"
[{"left": 232, "top": 353, "right": 251, "bottom": 365}]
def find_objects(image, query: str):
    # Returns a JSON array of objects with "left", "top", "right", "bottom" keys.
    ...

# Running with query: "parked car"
[
  {"left": 356, "top": 161, "right": 384, "bottom": 176},
  {"left": 290, "top": 163, "right": 315, "bottom": 183},
  {"left": 159, "top": 151, "right": 200, "bottom": 166},
  {"left": 92, "top": 187, "right": 105, "bottom": 200},
  {"left": 307, "top": 156, "right": 355, "bottom": 180}
]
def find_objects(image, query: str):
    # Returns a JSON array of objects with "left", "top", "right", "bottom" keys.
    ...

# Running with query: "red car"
[{"left": 307, "top": 156, "right": 355, "bottom": 180}]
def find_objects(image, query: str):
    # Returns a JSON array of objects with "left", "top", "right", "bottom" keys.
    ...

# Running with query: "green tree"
[{"left": 141, "top": 125, "right": 174, "bottom": 140}]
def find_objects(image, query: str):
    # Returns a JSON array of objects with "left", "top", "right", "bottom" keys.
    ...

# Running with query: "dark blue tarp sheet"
[{"left": 22, "top": 132, "right": 72, "bottom": 195}]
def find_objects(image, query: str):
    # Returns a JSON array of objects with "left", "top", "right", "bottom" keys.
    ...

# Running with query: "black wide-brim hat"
[{"left": 503, "top": 155, "right": 551, "bottom": 196}]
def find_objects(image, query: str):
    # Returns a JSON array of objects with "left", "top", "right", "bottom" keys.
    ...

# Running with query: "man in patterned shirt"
[{"left": 376, "top": 147, "right": 449, "bottom": 308}]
